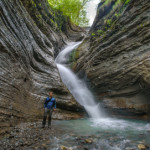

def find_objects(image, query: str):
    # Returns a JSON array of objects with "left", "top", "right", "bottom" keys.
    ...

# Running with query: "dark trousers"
[{"left": 42, "top": 108, "right": 53, "bottom": 127}]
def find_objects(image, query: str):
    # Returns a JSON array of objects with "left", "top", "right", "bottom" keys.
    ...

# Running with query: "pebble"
[
  {"left": 15, "top": 142, "right": 19, "bottom": 147},
  {"left": 85, "top": 138, "right": 93, "bottom": 144},
  {"left": 138, "top": 144, "right": 149, "bottom": 150},
  {"left": 61, "top": 145, "right": 72, "bottom": 150}
]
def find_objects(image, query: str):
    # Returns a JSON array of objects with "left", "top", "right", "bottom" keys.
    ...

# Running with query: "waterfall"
[{"left": 55, "top": 42, "right": 103, "bottom": 119}]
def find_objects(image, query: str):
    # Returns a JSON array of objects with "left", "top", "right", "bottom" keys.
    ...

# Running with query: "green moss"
[
  {"left": 31, "top": 0, "right": 36, "bottom": 7},
  {"left": 112, "top": 0, "right": 122, "bottom": 10},
  {"left": 70, "top": 49, "right": 80, "bottom": 62},
  {"left": 70, "top": 62, "right": 77, "bottom": 70},
  {"left": 115, "top": 13, "right": 121, "bottom": 18},
  {"left": 106, "top": 19, "right": 112, "bottom": 26},
  {"left": 90, "top": 0, "right": 133, "bottom": 40},
  {"left": 100, "top": 0, "right": 131, "bottom": 12},
  {"left": 103, "top": 0, "right": 112, "bottom": 6},
  {"left": 91, "top": 32, "right": 96, "bottom": 36},
  {"left": 136, "top": 20, "right": 150, "bottom": 31},
  {"left": 125, "top": 0, "right": 131, "bottom": 5},
  {"left": 36, "top": 14, "right": 42, "bottom": 19},
  {"left": 97, "top": 29, "right": 104, "bottom": 36},
  {"left": 38, "top": 3, "right": 42, "bottom": 7}
]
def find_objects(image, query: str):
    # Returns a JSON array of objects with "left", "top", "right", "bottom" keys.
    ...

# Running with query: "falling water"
[{"left": 56, "top": 42, "right": 103, "bottom": 118}]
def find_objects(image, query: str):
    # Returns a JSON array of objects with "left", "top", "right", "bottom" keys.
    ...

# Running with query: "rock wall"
[
  {"left": 0, "top": 0, "right": 84, "bottom": 135},
  {"left": 71, "top": 0, "right": 150, "bottom": 119}
]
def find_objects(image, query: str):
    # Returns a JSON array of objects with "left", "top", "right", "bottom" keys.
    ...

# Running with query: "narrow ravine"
[{"left": 1, "top": 0, "right": 150, "bottom": 149}]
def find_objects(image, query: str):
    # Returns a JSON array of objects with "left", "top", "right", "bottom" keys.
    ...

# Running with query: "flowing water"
[
  {"left": 50, "top": 118, "right": 150, "bottom": 150},
  {"left": 56, "top": 42, "right": 103, "bottom": 118},
  {"left": 54, "top": 42, "right": 150, "bottom": 150}
]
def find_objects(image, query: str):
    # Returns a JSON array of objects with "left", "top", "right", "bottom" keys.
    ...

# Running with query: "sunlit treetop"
[{"left": 48, "top": 0, "right": 91, "bottom": 26}]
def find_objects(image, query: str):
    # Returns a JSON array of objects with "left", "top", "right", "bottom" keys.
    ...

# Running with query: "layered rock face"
[
  {"left": 71, "top": 0, "right": 150, "bottom": 119},
  {"left": 0, "top": 0, "right": 84, "bottom": 135}
]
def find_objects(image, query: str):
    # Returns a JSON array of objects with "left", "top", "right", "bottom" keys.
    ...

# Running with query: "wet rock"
[
  {"left": 9, "top": 135, "right": 15, "bottom": 139},
  {"left": 138, "top": 144, "right": 149, "bottom": 150},
  {"left": 125, "top": 147, "right": 135, "bottom": 150},
  {"left": 41, "top": 144, "right": 48, "bottom": 150},
  {"left": 85, "top": 138, "right": 93, "bottom": 144},
  {"left": 61, "top": 145, "right": 72, "bottom": 150},
  {"left": 15, "top": 142, "right": 19, "bottom": 147}
]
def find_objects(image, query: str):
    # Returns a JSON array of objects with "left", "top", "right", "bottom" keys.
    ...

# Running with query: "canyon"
[{"left": 0, "top": 0, "right": 150, "bottom": 139}]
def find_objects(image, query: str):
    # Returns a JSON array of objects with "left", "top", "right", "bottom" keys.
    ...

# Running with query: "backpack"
[{"left": 44, "top": 97, "right": 52, "bottom": 106}]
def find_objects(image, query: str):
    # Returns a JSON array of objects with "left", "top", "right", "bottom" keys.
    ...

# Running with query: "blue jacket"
[{"left": 44, "top": 97, "right": 56, "bottom": 109}]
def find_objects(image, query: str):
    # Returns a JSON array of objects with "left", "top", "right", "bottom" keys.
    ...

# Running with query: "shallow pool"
[{"left": 50, "top": 117, "right": 150, "bottom": 150}]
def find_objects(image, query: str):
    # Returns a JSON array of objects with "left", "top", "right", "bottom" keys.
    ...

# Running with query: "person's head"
[{"left": 49, "top": 91, "right": 53, "bottom": 97}]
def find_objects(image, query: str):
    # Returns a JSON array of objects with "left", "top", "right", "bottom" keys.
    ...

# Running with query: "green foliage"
[
  {"left": 106, "top": 19, "right": 111, "bottom": 26},
  {"left": 112, "top": 0, "right": 122, "bottom": 10},
  {"left": 113, "top": 0, "right": 131, "bottom": 10},
  {"left": 31, "top": 0, "right": 36, "bottom": 7},
  {"left": 48, "top": 0, "right": 90, "bottom": 26},
  {"left": 91, "top": 32, "right": 96, "bottom": 36},
  {"left": 96, "top": 29, "right": 104, "bottom": 36},
  {"left": 70, "top": 49, "right": 80, "bottom": 61},
  {"left": 125, "top": 0, "right": 131, "bottom": 5},
  {"left": 97, "top": 29, "right": 103, "bottom": 33},
  {"left": 89, "top": 0, "right": 132, "bottom": 40},
  {"left": 103, "top": 0, "right": 112, "bottom": 6},
  {"left": 101, "top": 0, "right": 131, "bottom": 10},
  {"left": 115, "top": 13, "right": 120, "bottom": 18}
]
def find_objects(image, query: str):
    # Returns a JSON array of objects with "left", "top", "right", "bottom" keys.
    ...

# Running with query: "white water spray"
[{"left": 56, "top": 42, "right": 103, "bottom": 118}]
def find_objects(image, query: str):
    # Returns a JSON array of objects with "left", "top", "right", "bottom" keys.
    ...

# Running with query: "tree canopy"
[{"left": 48, "top": 0, "right": 90, "bottom": 26}]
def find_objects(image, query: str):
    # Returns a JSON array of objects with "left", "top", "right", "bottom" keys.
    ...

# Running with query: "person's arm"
[
  {"left": 44, "top": 97, "right": 48, "bottom": 107},
  {"left": 54, "top": 99, "right": 56, "bottom": 110}
]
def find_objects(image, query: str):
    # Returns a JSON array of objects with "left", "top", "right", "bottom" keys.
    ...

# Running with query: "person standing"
[{"left": 42, "top": 91, "right": 56, "bottom": 128}]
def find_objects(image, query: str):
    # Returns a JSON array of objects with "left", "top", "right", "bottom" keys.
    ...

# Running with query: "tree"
[{"left": 48, "top": 0, "right": 90, "bottom": 26}]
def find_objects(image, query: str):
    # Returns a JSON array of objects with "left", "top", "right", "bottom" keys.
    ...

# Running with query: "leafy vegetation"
[
  {"left": 48, "top": 0, "right": 90, "bottom": 26},
  {"left": 91, "top": 32, "right": 96, "bottom": 36},
  {"left": 101, "top": 0, "right": 131, "bottom": 10},
  {"left": 125, "top": 0, "right": 131, "bottom": 4},
  {"left": 115, "top": 13, "right": 120, "bottom": 18},
  {"left": 90, "top": 0, "right": 132, "bottom": 39},
  {"left": 96, "top": 29, "right": 104, "bottom": 36},
  {"left": 105, "top": 19, "right": 112, "bottom": 26}
]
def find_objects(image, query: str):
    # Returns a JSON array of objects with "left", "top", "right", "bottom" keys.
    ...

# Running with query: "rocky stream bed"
[{"left": 0, "top": 118, "right": 150, "bottom": 150}]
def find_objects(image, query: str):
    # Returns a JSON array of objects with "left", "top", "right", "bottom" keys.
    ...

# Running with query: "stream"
[{"left": 49, "top": 118, "right": 150, "bottom": 150}]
